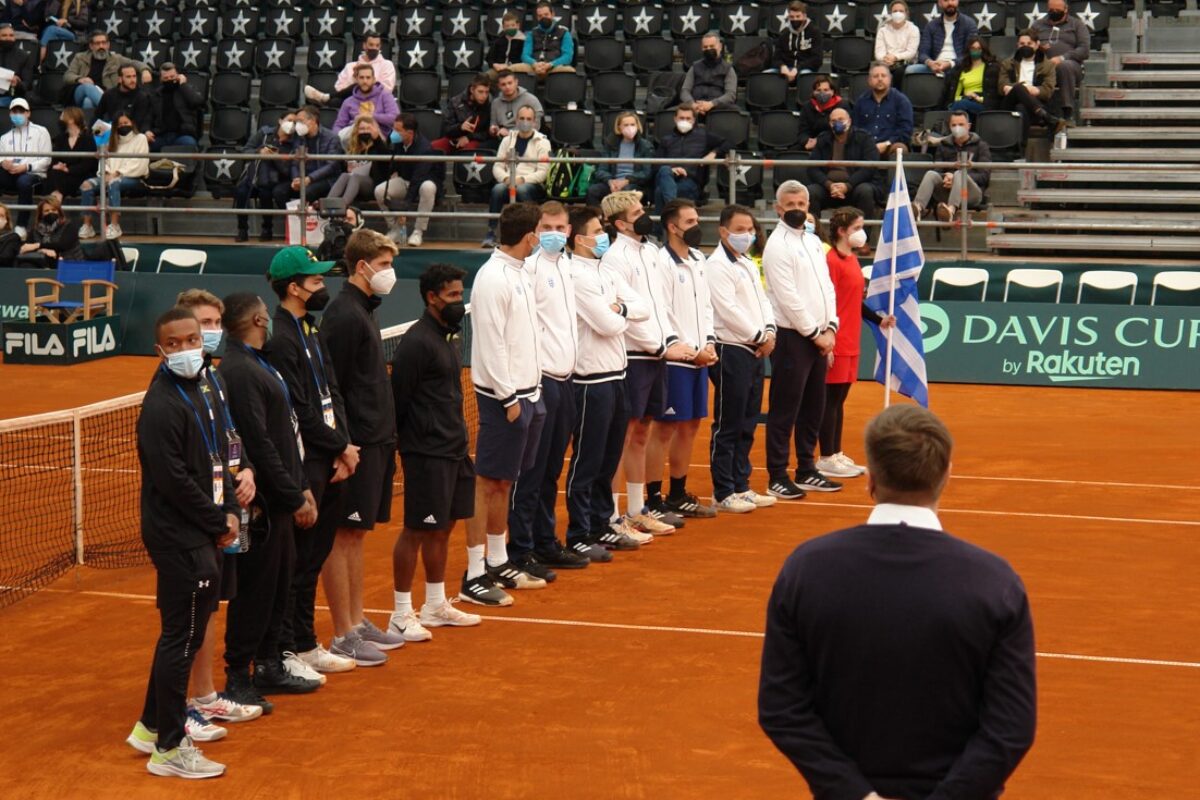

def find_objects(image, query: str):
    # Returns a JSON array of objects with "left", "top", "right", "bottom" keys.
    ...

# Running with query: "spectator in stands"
[
  {"left": 587, "top": 111, "right": 655, "bottom": 208},
  {"left": 799, "top": 75, "right": 848, "bottom": 151},
  {"left": 327, "top": 116, "right": 389, "bottom": 209},
  {"left": 489, "top": 70, "right": 544, "bottom": 139},
  {"left": 333, "top": 63, "right": 399, "bottom": 141},
  {"left": 653, "top": 102, "right": 730, "bottom": 212},
  {"left": 484, "top": 104, "right": 549, "bottom": 248},
  {"left": 97, "top": 63, "right": 154, "bottom": 133},
  {"left": 433, "top": 73, "right": 492, "bottom": 154},
  {"left": 773, "top": 1, "right": 823, "bottom": 82},
  {"left": 0, "top": 97, "right": 50, "bottom": 238},
  {"left": 681, "top": 33, "right": 737, "bottom": 117},
  {"left": 521, "top": 1, "right": 575, "bottom": 80},
  {"left": 0, "top": 0, "right": 44, "bottom": 41},
  {"left": 374, "top": 112, "right": 442, "bottom": 249},
  {"left": 875, "top": 0, "right": 920, "bottom": 85},
  {"left": 279, "top": 106, "right": 344, "bottom": 208},
  {"left": 486, "top": 12, "right": 527, "bottom": 82},
  {"left": 0, "top": 201, "right": 21, "bottom": 265},
  {"left": 910, "top": 0, "right": 977, "bottom": 76},
  {"left": 39, "top": 1, "right": 89, "bottom": 64},
  {"left": 1032, "top": 0, "right": 1089, "bottom": 122},
  {"left": 79, "top": 111, "right": 149, "bottom": 240},
  {"left": 911, "top": 110, "right": 990, "bottom": 222},
  {"left": 943, "top": 35, "right": 998, "bottom": 118},
  {"left": 805, "top": 108, "right": 882, "bottom": 218},
  {"left": 18, "top": 195, "right": 84, "bottom": 267},
  {"left": 234, "top": 112, "right": 295, "bottom": 242},
  {"left": 44, "top": 105, "right": 96, "bottom": 202},
  {"left": 64, "top": 29, "right": 151, "bottom": 111},
  {"left": 999, "top": 29, "right": 1064, "bottom": 137},
  {"left": 852, "top": 62, "right": 914, "bottom": 157},
  {"left": 0, "top": 23, "right": 35, "bottom": 108},
  {"left": 148, "top": 62, "right": 203, "bottom": 151},
  {"left": 304, "top": 34, "right": 395, "bottom": 107}
]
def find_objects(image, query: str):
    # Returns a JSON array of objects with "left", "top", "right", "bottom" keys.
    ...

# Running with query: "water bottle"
[
  {"left": 1053, "top": 130, "right": 1068, "bottom": 151},
  {"left": 224, "top": 507, "right": 250, "bottom": 554}
]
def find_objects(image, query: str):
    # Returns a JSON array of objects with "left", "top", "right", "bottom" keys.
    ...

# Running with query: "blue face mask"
[
  {"left": 9, "top": 113, "right": 26, "bottom": 127},
  {"left": 832, "top": 121, "right": 848, "bottom": 135},
  {"left": 727, "top": 231, "right": 756, "bottom": 254},
  {"left": 389, "top": 130, "right": 402, "bottom": 145},
  {"left": 538, "top": 231, "right": 567, "bottom": 255},
  {"left": 163, "top": 348, "right": 204, "bottom": 379},
  {"left": 590, "top": 232, "right": 610, "bottom": 258},
  {"left": 804, "top": 221, "right": 816, "bottom": 235},
  {"left": 201, "top": 329, "right": 224, "bottom": 355}
]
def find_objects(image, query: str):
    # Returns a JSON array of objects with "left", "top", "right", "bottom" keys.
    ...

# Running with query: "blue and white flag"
[{"left": 865, "top": 168, "right": 929, "bottom": 407}]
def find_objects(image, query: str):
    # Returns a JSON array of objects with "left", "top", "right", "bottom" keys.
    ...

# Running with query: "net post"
[{"left": 72, "top": 409, "right": 84, "bottom": 566}]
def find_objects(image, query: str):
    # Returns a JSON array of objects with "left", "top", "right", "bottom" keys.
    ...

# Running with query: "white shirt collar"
[
  {"left": 492, "top": 248, "right": 525, "bottom": 270},
  {"left": 866, "top": 503, "right": 943, "bottom": 531}
]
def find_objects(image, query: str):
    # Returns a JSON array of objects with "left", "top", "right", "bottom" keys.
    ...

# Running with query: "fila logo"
[
  {"left": 198, "top": 580, "right": 211, "bottom": 588},
  {"left": 423, "top": 514, "right": 437, "bottom": 524},
  {"left": 347, "top": 511, "right": 362, "bottom": 522}
]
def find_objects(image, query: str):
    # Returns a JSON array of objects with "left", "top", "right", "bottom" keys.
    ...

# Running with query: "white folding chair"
[
  {"left": 1076, "top": 270, "right": 1137, "bottom": 305},
  {"left": 1003, "top": 268, "right": 1064, "bottom": 303},
  {"left": 930, "top": 267, "right": 989, "bottom": 301},
  {"left": 122, "top": 246, "right": 140, "bottom": 272},
  {"left": 156, "top": 248, "right": 208, "bottom": 274},
  {"left": 1150, "top": 270, "right": 1200, "bottom": 305},
  {"left": 861, "top": 265, "right": 873, "bottom": 282}
]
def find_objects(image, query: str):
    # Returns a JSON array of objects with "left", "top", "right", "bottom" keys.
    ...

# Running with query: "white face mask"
[
  {"left": 163, "top": 347, "right": 204, "bottom": 379},
  {"left": 294, "top": 121, "right": 311, "bottom": 138},
  {"left": 726, "top": 231, "right": 756, "bottom": 254},
  {"left": 891, "top": 10, "right": 907, "bottom": 22},
  {"left": 951, "top": 124, "right": 969, "bottom": 139},
  {"left": 279, "top": 119, "right": 295, "bottom": 135},
  {"left": 621, "top": 125, "right": 638, "bottom": 139},
  {"left": 848, "top": 229, "right": 868, "bottom": 248},
  {"left": 676, "top": 119, "right": 693, "bottom": 134},
  {"left": 367, "top": 264, "right": 396, "bottom": 296}
]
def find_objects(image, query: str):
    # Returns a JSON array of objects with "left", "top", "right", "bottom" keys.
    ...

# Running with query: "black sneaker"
[
  {"left": 234, "top": 229, "right": 248, "bottom": 242},
  {"left": 593, "top": 527, "right": 640, "bottom": 551},
  {"left": 487, "top": 559, "right": 549, "bottom": 589},
  {"left": 459, "top": 571, "right": 514, "bottom": 607},
  {"left": 511, "top": 552, "right": 560, "bottom": 582},
  {"left": 224, "top": 670, "right": 274, "bottom": 715},
  {"left": 767, "top": 477, "right": 807, "bottom": 501},
  {"left": 568, "top": 538, "right": 613, "bottom": 563},
  {"left": 645, "top": 497, "right": 686, "bottom": 529},
  {"left": 533, "top": 542, "right": 590, "bottom": 570},
  {"left": 253, "top": 659, "right": 321, "bottom": 695},
  {"left": 664, "top": 492, "right": 717, "bottom": 519},
  {"left": 258, "top": 228, "right": 274, "bottom": 242},
  {"left": 795, "top": 470, "right": 843, "bottom": 493}
]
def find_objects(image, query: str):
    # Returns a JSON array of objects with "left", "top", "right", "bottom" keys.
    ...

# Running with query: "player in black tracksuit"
[
  {"left": 128, "top": 308, "right": 241, "bottom": 779},
  {"left": 218, "top": 293, "right": 320, "bottom": 697}
]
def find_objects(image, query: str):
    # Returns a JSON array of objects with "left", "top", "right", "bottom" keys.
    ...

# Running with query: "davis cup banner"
[{"left": 859, "top": 302, "right": 1200, "bottom": 389}]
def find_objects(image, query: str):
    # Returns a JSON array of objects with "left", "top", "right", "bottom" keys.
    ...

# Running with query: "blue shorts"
[
  {"left": 475, "top": 394, "right": 547, "bottom": 482},
  {"left": 656, "top": 364, "right": 709, "bottom": 422},
  {"left": 624, "top": 358, "right": 666, "bottom": 420}
]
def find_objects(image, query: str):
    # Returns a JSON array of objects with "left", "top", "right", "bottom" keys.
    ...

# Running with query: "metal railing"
[{"left": 8, "top": 147, "right": 1200, "bottom": 258}]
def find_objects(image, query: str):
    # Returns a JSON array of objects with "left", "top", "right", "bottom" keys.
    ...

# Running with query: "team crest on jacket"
[
  {"left": 516, "top": 284, "right": 524, "bottom": 295},
  {"left": 678, "top": 273, "right": 687, "bottom": 283},
  {"left": 548, "top": 277, "right": 555, "bottom": 288}
]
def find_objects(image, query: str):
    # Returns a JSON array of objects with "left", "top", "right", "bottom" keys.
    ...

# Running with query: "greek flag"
[{"left": 865, "top": 168, "right": 929, "bottom": 407}]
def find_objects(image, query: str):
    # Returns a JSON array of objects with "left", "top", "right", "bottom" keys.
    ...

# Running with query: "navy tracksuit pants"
[
  {"left": 766, "top": 328, "right": 827, "bottom": 479},
  {"left": 709, "top": 343, "right": 764, "bottom": 502},
  {"left": 564, "top": 378, "right": 628, "bottom": 544},
  {"left": 508, "top": 376, "right": 575, "bottom": 557}
]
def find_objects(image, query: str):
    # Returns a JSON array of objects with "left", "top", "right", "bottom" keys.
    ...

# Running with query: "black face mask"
[
  {"left": 117, "top": 125, "right": 133, "bottom": 136},
  {"left": 439, "top": 300, "right": 467, "bottom": 329},
  {"left": 1015, "top": 45, "right": 1035, "bottom": 60},
  {"left": 782, "top": 209, "right": 808, "bottom": 230},
  {"left": 703, "top": 49, "right": 720, "bottom": 63},
  {"left": 365, "top": 48, "right": 380, "bottom": 60},
  {"left": 1047, "top": 9, "right": 1066, "bottom": 21},
  {"left": 632, "top": 214, "right": 655, "bottom": 237},
  {"left": 357, "top": 133, "right": 373, "bottom": 144},
  {"left": 303, "top": 287, "right": 330, "bottom": 312},
  {"left": 681, "top": 225, "right": 703, "bottom": 248},
  {"left": 790, "top": 19, "right": 805, "bottom": 30},
  {"left": 42, "top": 213, "right": 58, "bottom": 225}
]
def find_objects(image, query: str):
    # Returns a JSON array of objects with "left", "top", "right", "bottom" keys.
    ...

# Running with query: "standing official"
[
  {"left": 707, "top": 205, "right": 778, "bottom": 513},
  {"left": 386, "top": 264, "right": 483, "bottom": 642},
  {"left": 763, "top": 181, "right": 842, "bottom": 500}
]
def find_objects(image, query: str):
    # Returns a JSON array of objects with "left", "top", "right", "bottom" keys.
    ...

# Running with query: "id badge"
[
  {"left": 211, "top": 455, "right": 225, "bottom": 506},
  {"left": 226, "top": 431, "right": 242, "bottom": 471},
  {"left": 321, "top": 392, "right": 336, "bottom": 429}
]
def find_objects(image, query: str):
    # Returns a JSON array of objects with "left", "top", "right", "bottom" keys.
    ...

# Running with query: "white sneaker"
[
  {"left": 388, "top": 610, "right": 433, "bottom": 642},
  {"left": 185, "top": 707, "right": 227, "bottom": 742},
  {"left": 816, "top": 455, "right": 860, "bottom": 478},
  {"left": 739, "top": 490, "right": 777, "bottom": 508},
  {"left": 627, "top": 512, "right": 674, "bottom": 535},
  {"left": 282, "top": 651, "right": 327, "bottom": 685},
  {"left": 78, "top": 222, "right": 97, "bottom": 239},
  {"left": 406, "top": 229, "right": 423, "bottom": 247},
  {"left": 190, "top": 694, "right": 261, "bottom": 723},
  {"left": 297, "top": 644, "right": 356, "bottom": 674},
  {"left": 13, "top": 225, "right": 26, "bottom": 240},
  {"left": 717, "top": 494, "right": 756, "bottom": 513},
  {"left": 834, "top": 452, "right": 867, "bottom": 476},
  {"left": 105, "top": 222, "right": 122, "bottom": 240},
  {"left": 146, "top": 736, "right": 225, "bottom": 779},
  {"left": 614, "top": 517, "right": 654, "bottom": 545},
  {"left": 303, "top": 84, "right": 330, "bottom": 104},
  {"left": 419, "top": 599, "right": 482, "bottom": 628}
]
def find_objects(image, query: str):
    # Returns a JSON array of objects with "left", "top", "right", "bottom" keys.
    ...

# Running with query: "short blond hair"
[
  {"left": 345, "top": 228, "right": 398, "bottom": 273},
  {"left": 600, "top": 190, "right": 644, "bottom": 224},
  {"left": 175, "top": 288, "right": 224, "bottom": 314},
  {"left": 612, "top": 111, "right": 642, "bottom": 138}
]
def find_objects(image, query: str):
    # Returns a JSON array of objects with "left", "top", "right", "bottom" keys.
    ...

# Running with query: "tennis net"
[{"left": 0, "top": 311, "right": 476, "bottom": 610}]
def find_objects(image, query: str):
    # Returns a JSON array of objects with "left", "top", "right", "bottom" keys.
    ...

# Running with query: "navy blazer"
[{"left": 918, "top": 13, "right": 979, "bottom": 64}]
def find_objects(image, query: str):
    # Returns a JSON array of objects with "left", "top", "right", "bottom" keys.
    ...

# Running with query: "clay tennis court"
[{"left": 2, "top": 356, "right": 1198, "bottom": 798}]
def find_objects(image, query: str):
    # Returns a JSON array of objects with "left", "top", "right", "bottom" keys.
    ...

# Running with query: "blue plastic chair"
[{"left": 26, "top": 260, "right": 118, "bottom": 323}]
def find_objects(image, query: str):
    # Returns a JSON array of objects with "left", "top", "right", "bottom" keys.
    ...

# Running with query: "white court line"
[{"left": 16, "top": 587, "right": 1200, "bottom": 671}]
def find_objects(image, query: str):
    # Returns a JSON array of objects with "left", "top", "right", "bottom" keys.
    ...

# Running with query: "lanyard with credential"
[
  {"left": 245, "top": 344, "right": 306, "bottom": 461},
  {"left": 170, "top": 372, "right": 226, "bottom": 510},
  {"left": 293, "top": 314, "right": 337, "bottom": 429},
  {"left": 203, "top": 366, "right": 242, "bottom": 470}
]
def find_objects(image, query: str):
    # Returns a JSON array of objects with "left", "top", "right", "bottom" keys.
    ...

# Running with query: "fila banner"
[{"left": 3, "top": 316, "right": 123, "bottom": 365}]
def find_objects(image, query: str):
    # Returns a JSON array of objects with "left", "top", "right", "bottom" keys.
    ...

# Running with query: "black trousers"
[
  {"left": 807, "top": 181, "right": 881, "bottom": 219},
  {"left": 140, "top": 543, "right": 221, "bottom": 751},
  {"left": 234, "top": 181, "right": 280, "bottom": 234},
  {"left": 225, "top": 509, "right": 295, "bottom": 671},
  {"left": 819, "top": 382, "right": 853, "bottom": 456},
  {"left": 565, "top": 379, "right": 628, "bottom": 543},
  {"left": 1002, "top": 85, "right": 1051, "bottom": 137},
  {"left": 709, "top": 344, "right": 764, "bottom": 502},
  {"left": 766, "top": 328, "right": 828, "bottom": 479},
  {"left": 280, "top": 458, "right": 340, "bottom": 654},
  {"left": 508, "top": 376, "right": 575, "bottom": 557},
  {"left": 270, "top": 178, "right": 335, "bottom": 210}
]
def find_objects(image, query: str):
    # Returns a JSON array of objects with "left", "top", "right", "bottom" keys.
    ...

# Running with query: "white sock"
[
  {"left": 392, "top": 590, "right": 412, "bottom": 619},
  {"left": 194, "top": 692, "right": 218, "bottom": 704},
  {"left": 627, "top": 482, "right": 645, "bottom": 516},
  {"left": 424, "top": 582, "right": 446, "bottom": 608},
  {"left": 486, "top": 533, "right": 508, "bottom": 567},
  {"left": 611, "top": 493, "right": 621, "bottom": 522},
  {"left": 466, "top": 544, "right": 486, "bottom": 579}
]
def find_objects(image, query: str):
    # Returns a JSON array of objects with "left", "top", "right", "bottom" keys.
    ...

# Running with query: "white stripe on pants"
[{"left": 374, "top": 178, "right": 437, "bottom": 233}]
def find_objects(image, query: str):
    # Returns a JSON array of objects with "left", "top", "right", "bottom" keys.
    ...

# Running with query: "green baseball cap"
[{"left": 268, "top": 246, "right": 335, "bottom": 281}]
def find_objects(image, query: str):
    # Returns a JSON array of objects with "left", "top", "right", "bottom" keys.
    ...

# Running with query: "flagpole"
[{"left": 883, "top": 149, "right": 903, "bottom": 408}]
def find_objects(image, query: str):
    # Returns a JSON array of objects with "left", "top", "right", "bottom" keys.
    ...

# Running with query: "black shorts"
[
  {"left": 149, "top": 543, "right": 221, "bottom": 611},
  {"left": 340, "top": 443, "right": 396, "bottom": 530},
  {"left": 475, "top": 394, "right": 547, "bottom": 482},
  {"left": 401, "top": 454, "right": 475, "bottom": 530},
  {"left": 625, "top": 358, "right": 666, "bottom": 420}
]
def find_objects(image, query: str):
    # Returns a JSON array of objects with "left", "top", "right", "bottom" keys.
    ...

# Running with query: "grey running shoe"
[
  {"left": 146, "top": 736, "right": 226, "bottom": 779},
  {"left": 357, "top": 617, "right": 406, "bottom": 651},
  {"left": 569, "top": 538, "right": 613, "bottom": 563},
  {"left": 664, "top": 492, "right": 717, "bottom": 518},
  {"left": 459, "top": 571, "right": 514, "bottom": 607},
  {"left": 330, "top": 630, "right": 389, "bottom": 667}
]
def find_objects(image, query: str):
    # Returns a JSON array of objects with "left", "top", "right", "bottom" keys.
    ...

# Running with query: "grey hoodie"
[{"left": 491, "top": 87, "right": 544, "bottom": 133}]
